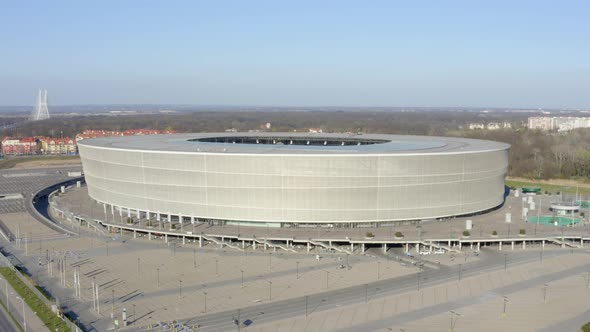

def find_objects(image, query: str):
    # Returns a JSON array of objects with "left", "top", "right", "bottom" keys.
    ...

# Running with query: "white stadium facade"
[{"left": 77, "top": 133, "right": 510, "bottom": 227}]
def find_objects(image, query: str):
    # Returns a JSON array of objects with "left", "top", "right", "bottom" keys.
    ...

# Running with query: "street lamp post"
[
  {"left": 268, "top": 281, "right": 272, "bottom": 301},
  {"left": 458, "top": 264, "right": 462, "bottom": 282},
  {"left": 504, "top": 253, "right": 508, "bottom": 272},
  {"left": 132, "top": 303, "right": 136, "bottom": 324},
  {"left": 450, "top": 311, "right": 460, "bottom": 332},
  {"left": 0, "top": 278, "right": 7, "bottom": 311},
  {"left": 203, "top": 292, "right": 207, "bottom": 313},
  {"left": 193, "top": 249, "right": 196, "bottom": 269},
  {"left": 543, "top": 283, "right": 548, "bottom": 303},
  {"left": 179, "top": 279, "right": 182, "bottom": 298},
  {"left": 503, "top": 296, "right": 508, "bottom": 316},
  {"left": 305, "top": 295, "right": 309, "bottom": 317},
  {"left": 241, "top": 270, "right": 244, "bottom": 288},
  {"left": 296, "top": 261, "right": 300, "bottom": 279},
  {"left": 364, "top": 284, "right": 368, "bottom": 303},
  {"left": 111, "top": 289, "right": 115, "bottom": 318},
  {"left": 326, "top": 271, "right": 329, "bottom": 289},
  {"left": 157, "top": 268, "right": 160, "bottom": 288},
  {"left": 16, "top": 296, "right": 26, "bottom": 332},
  {"left": 137, "top": 257, "right": 140, "bottom": 278},
  {"left": 417, "top": 270, "right": 421, "bottom": 291}
]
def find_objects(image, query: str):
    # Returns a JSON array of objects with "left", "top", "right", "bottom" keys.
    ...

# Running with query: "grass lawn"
[
  {"left": 0, "top": 267, "right": 71, "bottom": 332},
  {"left": 582, "top": 322, "right": 590, "bottom": 332},
  {"left": 505, "top": 180, "right": 590, "bottom": 196}
]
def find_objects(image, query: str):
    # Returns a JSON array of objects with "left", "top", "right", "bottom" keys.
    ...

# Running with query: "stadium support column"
[
  {"left": 199, "top": 236, "right": 202, "bottom": 248},
  {"left": 182, "top": 236, "right": 185, "bottom": 245},
  {"left": 477, "top": 242, "right": 480, "bottom": 251},
  {"left": 542, "top": 240, "right": 545, "bottom": 248},
  {"left": 133, "top": 230, "right": 136, "bottom": 239},
  {"left": 383, "top": 243, "right": 387, "bottom": 254},
  {"left": 148, "top": 232, "right": 151, "bottom": 241},
  {"left": 350, "top": 243, "right": 354, "bottom": 252},
  {"left": 522, "top": 241, "right": 526, "bottom": 250},
  {"left": 168, "top": 213, "right": 172, "bottom": 230},
  {"left": 165, "top": 234, "right": 168, "bottom": 243},
  {"left": 511, "top": 241, "right": 514, "bottom": 250},
  {"left": 136, "top": 209, "right": 140, "bottom": 219},
  {"left": 405, "top": 243, "right": 409, "bottom": 252},
  {"left": 499, "top": 241, "right": 502, "bottom": 251},
  {"left": 416, "top": 243, "right": 420, "bottom": 253},
  {"left": 361, "top": 243, "right": 365, "bottom": 253}
]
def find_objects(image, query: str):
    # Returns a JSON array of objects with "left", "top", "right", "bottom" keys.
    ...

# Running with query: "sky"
[{"left": 0, "top": 1, "right": 589, "bottom": 108}]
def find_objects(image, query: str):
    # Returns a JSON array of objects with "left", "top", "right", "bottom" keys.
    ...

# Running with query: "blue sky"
[{"left": 0, "top": 1, "right": 588, "bottom": 108}]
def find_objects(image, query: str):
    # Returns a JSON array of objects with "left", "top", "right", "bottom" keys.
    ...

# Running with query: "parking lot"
[{"left": 0, "top": 166, "right": 82, "bottom": 214}]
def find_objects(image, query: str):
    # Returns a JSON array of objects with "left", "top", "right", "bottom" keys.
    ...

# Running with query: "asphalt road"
[
  {"left": 0, "top": 304, "right": 20, "bottom": 332},
  {"left": 132, "top": 249, "right": 574, "bottom": 332}
]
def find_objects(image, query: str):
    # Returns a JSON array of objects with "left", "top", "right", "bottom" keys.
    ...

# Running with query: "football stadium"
[{"left": 77, "top": 133, "right": 510, "bottom": 227}]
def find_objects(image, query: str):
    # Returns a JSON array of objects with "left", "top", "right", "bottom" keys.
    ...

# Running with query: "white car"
[
  {"left": 434, "top": 249, "right": 446, "bottom": 254},
  {"left": 419, "top": 251, "right": 431, "bottom": 255}
]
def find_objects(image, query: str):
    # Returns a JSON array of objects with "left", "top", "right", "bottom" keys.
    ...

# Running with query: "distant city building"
[
  {"left": 468, "top": 122, "right": 511, "bottom": 130},
  {"left": 75, "top": 129, "right": 176, "bottom": 141},
  {"left": 527, "top": 116, "right": 590, "bottom": 131},
  {"left": 259, "top": 122, "right": 272, "bottom": 130},
  {"left": 468, "top": 123, "right": 485, "bottom": 130},
  {"left": 1, "top": 137, "right": 38, "bottom": 155},
  {"left": 39, "top": 137, "right": 77, "bottom": 155}
]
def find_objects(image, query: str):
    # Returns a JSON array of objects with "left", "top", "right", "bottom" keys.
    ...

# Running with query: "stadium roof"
[{"left": 78, "top": 133, "right": 510, "bottom": 155}]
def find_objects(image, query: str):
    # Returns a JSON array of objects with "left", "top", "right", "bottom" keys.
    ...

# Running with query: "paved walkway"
[{"left": 250, "top": 253, "right": 590, "bottom": 332}]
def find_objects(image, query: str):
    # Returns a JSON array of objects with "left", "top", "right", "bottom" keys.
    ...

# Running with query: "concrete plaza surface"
[
  {"left": 54, "top": 186, "right": 590, "bottom": 244},
  {"left": 1, "top": 231, "right": 416, "bottom": 331},
  {"left": 250, "top": 253, "right": 590, "bottom": 332}
]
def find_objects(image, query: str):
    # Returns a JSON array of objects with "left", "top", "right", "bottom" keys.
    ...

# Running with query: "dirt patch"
[
  {"left": 12, "top": 158, "right": 81, "bottom": 169},
  {"left": 0, "top": 156, "right": 81, "bottom": 170}
]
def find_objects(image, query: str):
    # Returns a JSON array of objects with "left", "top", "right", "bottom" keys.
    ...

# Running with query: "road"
[
  {"left": 0, "top": 304, "right": 19, "bottom": 332},
  {"left": 130, "top": 248, "right": 574, "bottom": 332}
]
